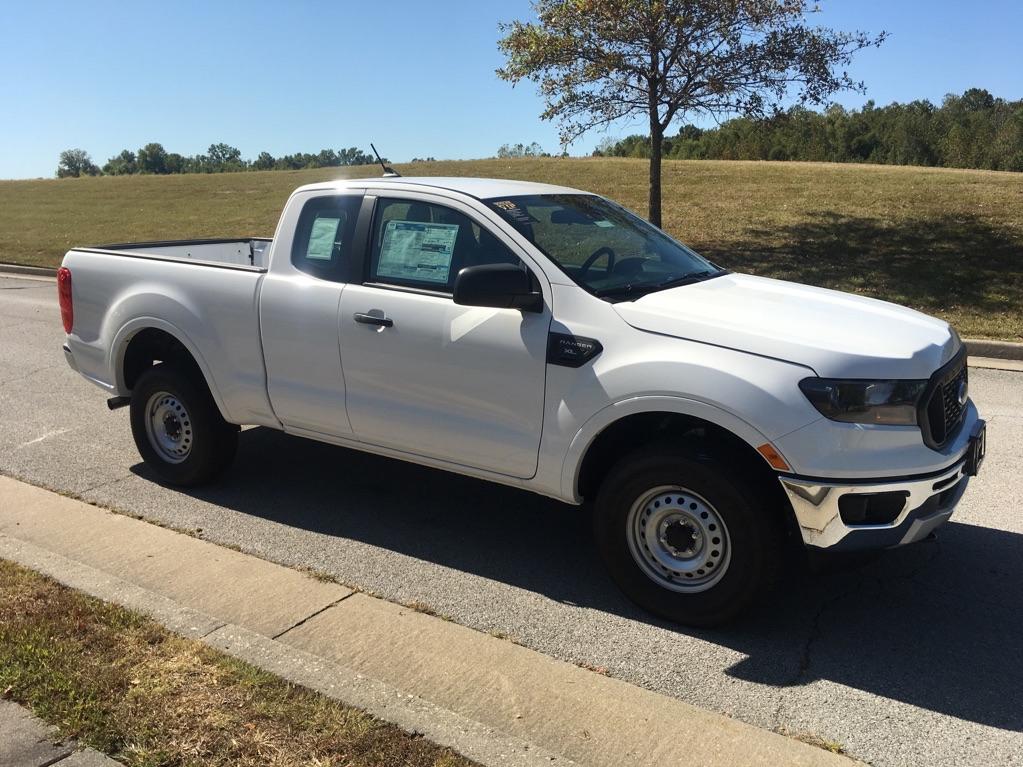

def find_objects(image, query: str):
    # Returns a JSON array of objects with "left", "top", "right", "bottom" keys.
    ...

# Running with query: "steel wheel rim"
[
  {"left": 144, "top": 391, "right": 193, "bottom": 464},
  {"left": 626, "top": 485, "right": 731, "bottom": 593}
]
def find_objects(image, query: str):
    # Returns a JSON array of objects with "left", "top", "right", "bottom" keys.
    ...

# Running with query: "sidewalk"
[
  {"left": 0, "top": 474, "right": 860, "bottom": 767},
  {"left": 0, "top": 699, "right": 120, "bottom": 766}
]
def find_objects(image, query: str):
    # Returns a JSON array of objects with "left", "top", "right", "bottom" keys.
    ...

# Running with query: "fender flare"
[
  {"left": 109, "top": 316, "right": 232, "bottom": 422},
  {"left": 559, "top": 395, "right": 776, "bottom": 502}
]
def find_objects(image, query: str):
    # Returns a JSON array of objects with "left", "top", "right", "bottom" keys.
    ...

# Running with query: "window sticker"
[
  {"left": 594, "top": 219, "right": 615, "bottom": 228},
  {"left": 377, "top": 220, "right": 459, "bottom": 284},
  {"left": 490, "top": 200, "right": 538, "bottom": 226},
  {"left": 306, "top": 215, "right": 342, "bottom": 261}
]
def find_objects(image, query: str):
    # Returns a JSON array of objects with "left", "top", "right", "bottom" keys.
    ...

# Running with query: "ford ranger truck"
[{"left": 58, "top": 177, "right": 987, "bottom": 626}]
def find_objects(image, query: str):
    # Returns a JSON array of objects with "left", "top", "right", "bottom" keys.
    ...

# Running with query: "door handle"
[{"left": 354, "top": 312, "right": 393, "bottom": 328}]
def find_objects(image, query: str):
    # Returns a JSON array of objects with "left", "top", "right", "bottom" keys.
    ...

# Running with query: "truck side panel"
[{"left": 62, "top": 249, "right": 279, "bottom": 427}]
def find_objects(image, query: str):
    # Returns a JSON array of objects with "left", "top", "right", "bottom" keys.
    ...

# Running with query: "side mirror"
[{"left": 453, "top": 264, "right": 543, "bottom": 312}]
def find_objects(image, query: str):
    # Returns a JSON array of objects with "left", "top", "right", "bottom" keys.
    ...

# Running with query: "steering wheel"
[{"left": 578, "top": 246, "right": 617, "bottom": 278}]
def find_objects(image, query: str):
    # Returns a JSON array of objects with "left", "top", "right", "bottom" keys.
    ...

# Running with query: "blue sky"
[{"left": 1, "top": 0, "right": 1020, "bottom": 179}]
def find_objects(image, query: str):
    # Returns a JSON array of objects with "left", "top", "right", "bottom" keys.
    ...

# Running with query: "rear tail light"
[{"left": 57, "top": 267, "right": 73, "bottom": 333}]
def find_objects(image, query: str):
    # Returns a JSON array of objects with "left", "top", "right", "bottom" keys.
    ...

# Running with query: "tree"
[
  {"left": 56, "top": 149, "right": 100, "bottom": 178},
  {"left": 496, "top": 142, "right": 546, "bottom": 158},
  {"left": 206, "top": 143, "right": 244, "bottom": 171},
  {"left": 337, "top": 147, "right": 374, "bottom": 166},
  {"left": 165, "top": 153, "right": 186, "bottom": 174},
  {"left": 253, "top": 151, "right": 276, "bottom": 170},
  {"left": 498, "top": 0, "right": 886, "bottom": 225},
  {"left": 102, "top": 149, "right": 137, "bottom": 176},
  {"left": 137, "top": 142, "right": 168, "bottom": 174}
]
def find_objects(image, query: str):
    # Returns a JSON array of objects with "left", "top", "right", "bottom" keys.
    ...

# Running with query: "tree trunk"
[{"left": 648, "top": 121, "right": 663, "bottom": 227}]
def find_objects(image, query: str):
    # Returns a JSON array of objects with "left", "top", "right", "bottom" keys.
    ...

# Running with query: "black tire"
[
  {"left": 593, "top": 445, "right": 781, "bottom": 627},
  {"left": 129, "top": 363, "right": 238, "bottom": 486}
]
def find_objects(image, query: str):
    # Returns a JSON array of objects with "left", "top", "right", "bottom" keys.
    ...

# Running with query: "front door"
[{"left": 339, "top": 195, "right": 550, "bottom": 478}]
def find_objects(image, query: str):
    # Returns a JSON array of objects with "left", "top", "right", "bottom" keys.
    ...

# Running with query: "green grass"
[
  {"left": 0, "top": 559, "right": 475, "bottom": 767},
  {"left": 2, "top": 158, "right": 1021, "bottom": 339}
]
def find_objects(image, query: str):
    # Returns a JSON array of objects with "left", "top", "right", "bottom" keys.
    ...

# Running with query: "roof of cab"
[{"left": 294, "top": 176, "right": 586, "bottom": 200}]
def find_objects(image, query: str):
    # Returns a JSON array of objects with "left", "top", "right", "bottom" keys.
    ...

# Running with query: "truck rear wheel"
[
  {"left": 594, "top": 445, "right": 780, "bottom": 626},
  {"left": 129, "top": 364, "right": 237, "bottom": 486}
]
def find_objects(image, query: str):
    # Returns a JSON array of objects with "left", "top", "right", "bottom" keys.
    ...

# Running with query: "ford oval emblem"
[{"left": 957, "top": 378, "right": 968, "bottom": 406}]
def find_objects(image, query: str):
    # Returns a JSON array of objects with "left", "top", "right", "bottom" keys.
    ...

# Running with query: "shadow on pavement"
[{"left": 132, "top": 425, "right": 1023, "bottom": 733}]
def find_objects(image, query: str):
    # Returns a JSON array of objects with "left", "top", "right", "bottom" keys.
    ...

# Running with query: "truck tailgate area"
[{"left": 60, "top": 246, "right": 278, "bottom": 428}]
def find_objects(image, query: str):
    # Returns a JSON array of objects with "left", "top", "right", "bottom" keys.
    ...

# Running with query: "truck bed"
[
  {"left": 77, "top": 237, "right": 272, "bottom": 270},
  {"left": 61, "top": 242, "right": 277, "bottom": 427}
]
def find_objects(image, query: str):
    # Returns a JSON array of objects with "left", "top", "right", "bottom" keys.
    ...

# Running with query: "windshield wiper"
[
  {"left": 592, "top": 283, "right": 663, "bottom": 298},
  {"left": 655, "top": 269, "right": 724, "bottom": 289},
  {"left": 593, "top": 269, "right": 724, "bottom": 299}
]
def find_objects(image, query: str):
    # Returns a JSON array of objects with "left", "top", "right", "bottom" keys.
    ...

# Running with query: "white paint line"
[{"left": 16, "top": 428, "right": 74, "bottom": 449}]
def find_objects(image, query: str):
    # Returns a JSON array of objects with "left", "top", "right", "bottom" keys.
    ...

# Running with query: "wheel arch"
[
  {"left": 565, "top": 397, "right": 798, "bottom": 538},
  {"left": 112, "top": 319, "right": 231, "bottom": 422}
]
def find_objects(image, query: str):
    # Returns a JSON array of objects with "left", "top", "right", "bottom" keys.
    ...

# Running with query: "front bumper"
[{"left": 780, "top": 460, "right": 969, "bottom": 551}]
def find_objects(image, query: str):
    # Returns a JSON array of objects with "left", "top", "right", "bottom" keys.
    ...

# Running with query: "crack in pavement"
[
  {"left": 78, "top": 474, "right": 136, "bottom": 496},
  {"left": 770, "top": 574, "right": 869, "bottom": 731},
  {"left": 0, "top": 364, "right": 62, "bottom": 387},
  {"left": 773, "top": 542, "right": 948, "bottom": 731},
  {"left": 271, "top": 592, "right": 356, "bottom": 640}
]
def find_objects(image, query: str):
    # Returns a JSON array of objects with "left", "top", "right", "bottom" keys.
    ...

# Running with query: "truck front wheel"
[
  {"left": 129, "top": 364, "right": 238, "bottom": 486},
  {"left": 594, "top": 446, "right": 780, "bottom": 626}
]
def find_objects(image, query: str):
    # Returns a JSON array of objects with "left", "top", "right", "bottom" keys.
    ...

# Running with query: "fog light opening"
[{"left": 838, "top": 491, "right": 909, "bottom": 526}]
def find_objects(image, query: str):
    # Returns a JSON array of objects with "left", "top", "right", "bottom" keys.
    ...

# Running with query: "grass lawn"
[
  {"left": 1, "top": 158, "right": 1020, "bottom": 340},
  {"left": 0, "top": 559, "right": 474, "bottom": 767}
]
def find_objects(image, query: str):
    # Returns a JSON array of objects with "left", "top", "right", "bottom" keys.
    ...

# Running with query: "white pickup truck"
[{"left": 60, "top": 176, "right": 986, "bottom": 625}]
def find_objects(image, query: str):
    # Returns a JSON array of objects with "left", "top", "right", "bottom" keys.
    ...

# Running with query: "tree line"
[
  {"left": 56, "top": 143, "right": 383, "bottom": 178},
  {"left": 593, "top": 89, "right": 1023, "bottom": 172}
]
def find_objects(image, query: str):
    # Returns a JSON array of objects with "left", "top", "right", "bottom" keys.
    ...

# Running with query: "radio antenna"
[{"left": 370, "top": 143, "right": 400, "bottom": 177}]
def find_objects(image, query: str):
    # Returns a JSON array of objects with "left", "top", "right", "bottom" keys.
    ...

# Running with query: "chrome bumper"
[{"left": 780, "top": 461, "right": 969, "bottom": 551}]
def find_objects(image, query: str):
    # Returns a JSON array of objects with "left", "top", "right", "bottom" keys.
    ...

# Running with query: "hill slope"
[{"left": 2, "top": 158, "right": 1020, "bottom": 339}]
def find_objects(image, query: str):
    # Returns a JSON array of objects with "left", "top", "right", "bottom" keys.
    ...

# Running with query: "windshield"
[{"left": 483, "top": 194, "right": 723, "bottom": 298}]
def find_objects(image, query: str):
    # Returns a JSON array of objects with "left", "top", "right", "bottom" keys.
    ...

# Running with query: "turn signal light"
[
  {"left": 756, "top": 443, "right": 791, "bottom": 472},
  {"left": 57, "top": 267, "right": 73, "bottom": 333}
]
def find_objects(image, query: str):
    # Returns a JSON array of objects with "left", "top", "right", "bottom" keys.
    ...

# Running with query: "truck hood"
[{"left": 613, "top": 273, "right": 958, "bottom": 379}]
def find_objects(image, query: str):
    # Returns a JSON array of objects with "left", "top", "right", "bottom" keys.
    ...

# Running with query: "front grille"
[{"left": 921, "top": 349, "right": 968, "bottom": 449}]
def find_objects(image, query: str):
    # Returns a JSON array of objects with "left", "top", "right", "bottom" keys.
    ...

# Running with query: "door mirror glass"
[{"left": 453, "top": 264, "right": 542, "bottom": 312}]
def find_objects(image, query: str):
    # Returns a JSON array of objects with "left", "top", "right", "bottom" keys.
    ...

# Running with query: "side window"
[
  {"left": 291, "top": 195, "right": 362, "bottom": 280},
  {"left": 369, "top": 198, "right": 525, "bottom": 293}
]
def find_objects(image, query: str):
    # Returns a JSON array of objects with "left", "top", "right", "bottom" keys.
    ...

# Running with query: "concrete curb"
[
  {"left": 968, "top": 356, "right": 1023, "bottom": 373},
  {"left": 0, "top": 475, "right": 860, "bottom": 767},
  {"left": 0, "top": 262, "right": 57, "bottom": 277},
  {"left": 0, "top": 699, "right": 122, "bottom": 766},
  {"left": 0, "top": 534, "right": 565, "bottom": 767},
  {"left": 965, "top": 338, "right": 1023, "bottom": 361}
]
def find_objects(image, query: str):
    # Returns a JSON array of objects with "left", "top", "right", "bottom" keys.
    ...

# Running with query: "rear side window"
[{"left": 291, "top": 195, "right": 362, "bottom": 280}]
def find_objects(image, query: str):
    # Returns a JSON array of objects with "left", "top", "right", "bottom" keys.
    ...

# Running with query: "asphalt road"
[{"left": 2, "top": 273, "right": 1021, "bottom": 767}]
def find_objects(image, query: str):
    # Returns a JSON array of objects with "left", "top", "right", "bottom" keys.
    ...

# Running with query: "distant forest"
[
  {"left": 55, "top": 88, "right": 1022, "bottom": 178},
  {"left": 55, "top": 144, "right": 386, "bottom": 178},
  {"left": 592, "top": 89, "right": 1023, "bottom": 172}
]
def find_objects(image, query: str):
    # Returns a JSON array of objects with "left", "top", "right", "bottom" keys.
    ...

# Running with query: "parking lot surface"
[{"left": 2, "top": 274, "right": 1021, "bottom": 766}]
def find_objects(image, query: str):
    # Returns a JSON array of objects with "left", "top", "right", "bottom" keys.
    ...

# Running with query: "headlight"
[{"left": 798, "top": 378, "right": 927, "bottom": 425}]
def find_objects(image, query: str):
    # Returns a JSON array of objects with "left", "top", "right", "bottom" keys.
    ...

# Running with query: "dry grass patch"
[
  {"left": 0, "top": 559, "right": 475, "bottom": 767},
  {"left": 777, "top": 727, "right": 846, "bottom": 755}
]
